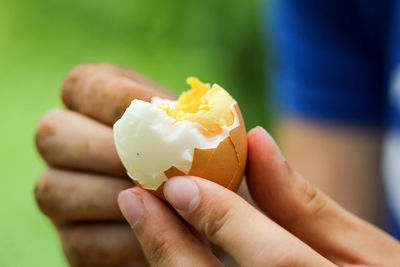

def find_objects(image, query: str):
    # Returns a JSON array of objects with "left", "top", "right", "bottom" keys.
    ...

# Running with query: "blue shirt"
[{"left": 267, "top": 0, "right": 400, "bottom": 239}]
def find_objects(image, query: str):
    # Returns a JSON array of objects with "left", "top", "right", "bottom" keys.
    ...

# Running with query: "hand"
[
  {"left": 118, "top": 127, "right": 400, "bottom": 266},
  {"left": 34, "top": 63, "right": 172, "bottom": 266}
]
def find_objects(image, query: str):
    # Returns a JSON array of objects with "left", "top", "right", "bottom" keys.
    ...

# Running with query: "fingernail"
[
  {"left": 164, "top": 177, "right": 200, "bottom": 213},
  {"left": 255, "top": 126, "right": 285, "bottom": 161},
  {"left": 118, "top": 190, "right": 144, "bottom": 228}
]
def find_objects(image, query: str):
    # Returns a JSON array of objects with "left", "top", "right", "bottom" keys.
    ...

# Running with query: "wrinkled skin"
[{"left": 35, "top": 63, "right": 400, "bottom": 266}]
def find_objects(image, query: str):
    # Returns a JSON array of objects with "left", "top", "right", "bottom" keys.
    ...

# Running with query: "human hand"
[
  {"left": 118, "top": 127, "right": 400, "bottom": 266},
  {"left": 34, "top": 63, "right": 172, "bottom": 266}
]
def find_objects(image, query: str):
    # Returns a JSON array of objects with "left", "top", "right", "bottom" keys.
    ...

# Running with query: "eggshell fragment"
[{"left": 149, "top": 104, "right": 247, "bottom": 199}]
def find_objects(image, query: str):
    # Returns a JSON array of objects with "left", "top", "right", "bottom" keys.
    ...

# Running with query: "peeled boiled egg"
[{"left": 113, "top": 77, "right": 247, "bottom": 197}]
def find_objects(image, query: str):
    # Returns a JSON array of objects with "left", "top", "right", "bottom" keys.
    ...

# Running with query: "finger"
[
  {"left": 35, "top": 108, "right": 126, "bottom": 176},
  {"left": 97, "top": 62, "right": 170, "bottom": 93},
  {"left": 35, "top": 168, "right": 132, "bottom": 222},
  {"left": 163, "top": 177, "right": 333, "bottom": 266},
  {"left": 246, "top": 126, "right": 400, "bottom": 264},
  {"left": 62, "top": 63, "right": 173, "bottom": 126},
  {"left": 118, "top": 188, "right": 222, "bottom": 267},
  {"left": 57, "top": 222, "right": 146, "bottom": 267}
]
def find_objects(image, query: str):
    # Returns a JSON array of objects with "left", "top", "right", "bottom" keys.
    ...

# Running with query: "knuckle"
[
  {"left": 62, "top": 237, "right": 84, "bottom": 266},
  {"left": 35, "top": 109, "right": 60, "bottom": 156},
  {"left": 34, "top": 170, "right": 57, "bottom": 217},
  {"left": 61, "top": 224, "right": 137, "bottom": 267},
  {"left": 62, "top": 63, "right": 95, "bottom": 108},
  {"left": 271, "top": 250, "right": 299, "bottom": 267},
  {"left": 302, "top": 178, "right": 328, "bottom": 218},
  {"left": 65, "top": 63, "right": 94, "bottom": 83},
  {"left": 61, "top": 228, "right": 94, "bottom": 267},
  {"left": 256, "top": 246, "right": 300, "bottom": 267},
  {"left": 34, "top": 172, "right": 51, "bottom": 213},
  {"left": 200, "top": 203, "right": 233, "bottom": 242},
  {"left": 69, "top": 63, "right": 93, "bottom": 73},
  {"left": 283, "top": 175, "right": 329, "bottom": 229},
  {"left": 252, "top": 246, "right": 299, "bottom": 267},
  {"left": 146, "top": 234, "right": 174, "bottom": 266}
]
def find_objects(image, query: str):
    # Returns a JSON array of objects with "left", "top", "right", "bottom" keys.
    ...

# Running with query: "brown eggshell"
[{"left": 135, "top": 103, "right": 247, "bottom": 200}]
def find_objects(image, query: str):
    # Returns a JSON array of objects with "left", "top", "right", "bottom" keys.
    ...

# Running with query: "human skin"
[
  {"left": 277, "top": 120, "right": 383, "bottom": 226},
  {"left": 118, "top": 126, "right": 400, "bottom": 266},
  {"left": 35, "top": 63, "right": 171, "bottom": 266},
  {"left": 35, "top": 63, "right": 400, "bottom": 266}
]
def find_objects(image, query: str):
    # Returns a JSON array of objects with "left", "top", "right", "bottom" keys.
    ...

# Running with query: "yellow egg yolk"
[{"left": 157, "top": 77, "right": 235, "bottom": 137}]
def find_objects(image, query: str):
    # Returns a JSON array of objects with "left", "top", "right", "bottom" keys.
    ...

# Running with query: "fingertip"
[
  {"left": 248, "top": 126, "right": 284, "bottom": 160},
  {"left": 248, "top": 126, "right": 272, "bottom": 152},
  {"left": 118, "top": 189, "right": 144, "bottom": 228},
  {"left": 248, "top": 125, "right": 269, "bottom": 138},
  {"left": 248, "top": 125, "right": 266, "bottom": 135},
  {"left": 118, "top": 187, "right": 144, "bottom": 208},
  {"left": 164, "top": 177, "right": 200, "bottom": 213},
  {"left": 117, "top": 189, "right": 129, "bottom": 207},
  {"left": 247, "top": 126, "right": 285, "bottom": 176},
  {"left": 246, "top": 126, "right": 290, "bottom": 210},
  {"left": 121, "top": 179, "right": 221, "bottom": 266}
]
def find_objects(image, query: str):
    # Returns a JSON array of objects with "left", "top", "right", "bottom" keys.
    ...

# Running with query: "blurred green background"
[{"left": 0, "top": 0, "right": 268, "bottom": 266}]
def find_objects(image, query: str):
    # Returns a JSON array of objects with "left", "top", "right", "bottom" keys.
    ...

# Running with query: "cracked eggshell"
[{"left": 151, "top": 104, "right": 247, "bottom": 199}]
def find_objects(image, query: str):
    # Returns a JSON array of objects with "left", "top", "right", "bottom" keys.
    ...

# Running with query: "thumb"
[
  {"left": 246, "top": 126, "right": 400, "bottom": 264},
  {"left": 163, "top": 176, "right": 333, "bottom": 266}
]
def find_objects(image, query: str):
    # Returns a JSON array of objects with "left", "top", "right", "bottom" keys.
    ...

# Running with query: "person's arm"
[
  {"left": 268, "top": 1, "right": 388, "bottom": 225},
  {"left": 278, "top": 119, "right": 383, "bottom": 225}
]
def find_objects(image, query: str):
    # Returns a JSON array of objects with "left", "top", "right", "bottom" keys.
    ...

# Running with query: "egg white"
[{"left": 113, "top": 97, "right": 239, "bottom": 190}]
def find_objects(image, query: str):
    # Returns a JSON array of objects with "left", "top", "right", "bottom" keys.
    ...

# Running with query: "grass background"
[{"left": 0, "top": 0, "right": 269, "bottom": 266}]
